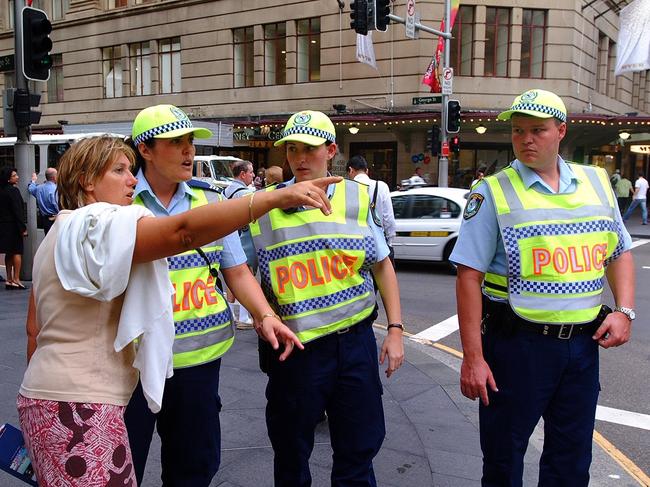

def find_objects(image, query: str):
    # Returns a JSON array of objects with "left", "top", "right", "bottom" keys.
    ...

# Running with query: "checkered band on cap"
[
  {"left": 280, "top": 125, "right": 336, "bottom": 143},
  {"left": 509, "top": 102, "right": 566, "bottom": 122},
  {"left": 134, "top": 119, "right": 194, "bottom": 145}
]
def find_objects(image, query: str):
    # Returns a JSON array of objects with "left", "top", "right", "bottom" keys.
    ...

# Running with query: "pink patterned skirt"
[{"left": 17, "top": 394, "right": 137, "bottom": 487}]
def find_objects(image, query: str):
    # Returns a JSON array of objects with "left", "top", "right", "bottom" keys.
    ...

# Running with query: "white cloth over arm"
[{"left": 54, "top": 202, "right": 175, "bottom": 413}]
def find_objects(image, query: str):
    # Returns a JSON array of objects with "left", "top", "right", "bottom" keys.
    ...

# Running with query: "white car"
[
  {"left": 192, "top": 155, "right": 239, "bottom": 189},
  {"left": 390, "top": 186, "right": 469, "bottom": 265}
]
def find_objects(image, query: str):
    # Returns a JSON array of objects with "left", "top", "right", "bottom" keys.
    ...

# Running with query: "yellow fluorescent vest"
[
  {"left": 250, "top": 179, "right": 378, "bottom": 343},
  {"left": 483, "top": 163, "right": 622, "bottom": 324},
  {"left": 134, "top": 189, "right": 234, "bottom": 368}
]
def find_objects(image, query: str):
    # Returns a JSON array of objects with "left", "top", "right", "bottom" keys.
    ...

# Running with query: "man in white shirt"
[
  {"left": 346, "top": 155, "right": 397, "bottom": 253},
  {"left": 623, "top": 172, "right": 649, "bottom": 225}
]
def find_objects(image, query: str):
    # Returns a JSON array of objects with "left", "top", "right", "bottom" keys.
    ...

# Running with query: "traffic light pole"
[
  {"left": 13, "top": 0, "right": 37, "bottom": 280},
  {"left": 439, "top": 0, "right": 451, "bottom": 188},
  {"left": 386, "top": 2, "right": 453, "bottom": 186}
]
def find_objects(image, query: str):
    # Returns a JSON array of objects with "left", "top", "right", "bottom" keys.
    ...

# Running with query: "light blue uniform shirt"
[
  {"left": 450, "top": 158, "right": 632, "bottom": 275},
  {"left": 134, "top": 169, "right": 246, "bottom": 269},
  {"left": 278, "top": 178, "right": 390, "bottom": 262}
]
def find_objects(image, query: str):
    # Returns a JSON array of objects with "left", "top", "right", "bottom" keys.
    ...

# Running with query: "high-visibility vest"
[
  {"left": 483, "top": 163, "right": 621, "bottom": 324},
  {"left": 250, "top": 179, "right": 378, "bottom": 343},
  {"left": 134, "top": 189, "right": 234, "bottom": 368}
]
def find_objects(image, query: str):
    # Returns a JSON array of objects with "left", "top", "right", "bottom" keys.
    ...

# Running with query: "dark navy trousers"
[
  {"left": 265, "top": 316, "right": 385, "bottom": 487},
  {"left": 124, "top": 358, "right": 222, "bottom": 487},
  {"left": 480, "top": 327, "right": 599, "bottom": 487}
]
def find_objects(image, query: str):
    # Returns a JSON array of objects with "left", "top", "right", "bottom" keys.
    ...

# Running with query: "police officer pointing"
[{"left": 451, "top": 89, "right": 635, "bottom": 486}]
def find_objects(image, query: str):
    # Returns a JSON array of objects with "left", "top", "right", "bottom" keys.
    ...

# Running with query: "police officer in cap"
[
  {"left": 451, "top": 89, "right": 635, "bottom": 486},
  {"left": 251, "top": 110, "right": 404, "bottom": 486}
]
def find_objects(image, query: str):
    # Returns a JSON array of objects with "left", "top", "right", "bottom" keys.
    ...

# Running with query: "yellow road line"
[
  {"left": 375, "top": 322, "right": 650, "bottom": 484},
  {"left": 593, "top": 430, "right": 650, "bottom": 486}
]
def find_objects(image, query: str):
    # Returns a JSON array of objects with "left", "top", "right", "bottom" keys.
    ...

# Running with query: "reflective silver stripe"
[
  {"left": 495, "top": 169, "right": 523, "bottom": 211},
  {"left": 496, "top": 205, "right": 614, "bottom": 227},
  {"left": 514, "top": 292, "right": 602, "bottom": 311},
  {"left": 284, "top": 293, "right": 375, "bottom": 334},
  {"left": 173, "top": 324, "right": 234, "bottom": 355},
  {"left": 580, "top": 165, "right": 611, "bottom": 208}
]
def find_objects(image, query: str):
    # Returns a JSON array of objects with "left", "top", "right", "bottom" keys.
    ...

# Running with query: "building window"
[
  {"left": 8, "top": 0, "right": 14, "bottom": 29},
  {"left": 607, "top": 39, "right": 617, "bottom": 99},
  {"left": 159, "top": 37, "right": 181, "bottom": 94},
  {"left": 103, "top": 46, "right": 123, "bottom": 98},
  {"left": 450, "top": 6, "right": 474, "bottom": 76},
  {"left": 130, "top": 41, "right": 151, "bottom": 95},
  {"left": 52, "top": 0, "right": 70, "bottom": 20},
  {"left": 107, "top": 0, "right": 128, "bottom": 8},
  {"left": 520, "top": 9, "right": 546, "bottom": 78},
  {"left": 264, "top": 23, "right": 286, "bottom": 85},
  {"left": 47, "top": 53, "right": 63, "bottom": 102},
  {"left": 297, "top": 18, "right": 320, "bottom": 83},
  {"left": 233, "top": 27, "right": 254, "bottom": 88},
  {"left": 596, "top": 33, "right": 608, "bottom": 94},
  {"left": 485, "top": 7, "right": 510, "bottom": 77}
]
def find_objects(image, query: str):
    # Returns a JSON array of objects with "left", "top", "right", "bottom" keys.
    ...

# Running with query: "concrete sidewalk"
[{"left": 0, "top": 288, "right": 641, "bottom": 486}]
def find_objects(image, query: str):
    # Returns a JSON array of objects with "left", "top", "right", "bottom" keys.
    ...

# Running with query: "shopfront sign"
[{"left": 630, "top": 145, "right": 650, "bottom": 154}]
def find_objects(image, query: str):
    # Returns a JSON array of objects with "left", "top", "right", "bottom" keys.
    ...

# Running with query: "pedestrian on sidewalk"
[
  {"left": 615, "top": 173, "right": 633, "bottom": 214},
  {"left": 17, "top": 135, "right": 331, "bottom": 486},
  {"left": 28, "top": 168, "right": 59, "bottom": 235},
  {"left": 224, "top": 159, "right": 258, "bottom": 330},
  {"left": 252, "top": 110, "right": 404, "bottom": 487},
  {"left": 123, "top": 104, "right": 332, "bottom": 487},
  {"left": 451, "top": 89, "right": 635, "bottom": 487},
  {"left": 622, "top": 172, "right": 648, "bottom": 225},
  {"left": 0, "top": 166, "right": 27, "bottom": 290},
  {"left": 346, "top": 155, "right": 396, "bottom": 261}
]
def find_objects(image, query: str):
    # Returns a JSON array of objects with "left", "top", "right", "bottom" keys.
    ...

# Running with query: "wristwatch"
[{"left": 614, "top": 306, "right": 636, "bottom": 321}]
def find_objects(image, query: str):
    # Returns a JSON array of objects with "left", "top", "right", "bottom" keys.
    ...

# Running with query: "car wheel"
[{"left": 443, "top": 238, "right": 457, "bottom": 274}]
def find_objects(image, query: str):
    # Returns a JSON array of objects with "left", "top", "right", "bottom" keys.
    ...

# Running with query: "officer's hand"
[
  {"left": 380, "top": 329, "right": 404, "bottom": 378},
  {"left": 255, "top": 315, "right": 304, "bottom": 361},
  {"left": 592, "top": 312, "right": 631, "bottom": 348},
  {"left": 274, "top": 176, "right": 343, "bottom": 215},
  {"left": 460, "top": 357, "right": 498, "bottom": 406}
]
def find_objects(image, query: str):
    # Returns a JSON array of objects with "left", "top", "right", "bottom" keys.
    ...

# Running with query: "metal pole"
[
  {"left": 438, "top": 0, "right": 451, "bottom": 187},
  {"left": 14, "top": 0, "right": 37, "bottom": 280}
]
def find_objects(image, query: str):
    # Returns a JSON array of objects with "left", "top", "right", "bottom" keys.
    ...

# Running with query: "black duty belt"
[{"left": 482, "top": 297, "right": 611, "bottom": 340}]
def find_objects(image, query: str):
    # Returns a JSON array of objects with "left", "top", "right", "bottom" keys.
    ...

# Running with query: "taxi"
[{"left": 390, "top": 186, "right": 469, "bottom": 266}]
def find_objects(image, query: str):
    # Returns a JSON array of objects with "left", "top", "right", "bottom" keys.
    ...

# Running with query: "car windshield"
[{"left": 210, "top": 160, "right": 235, "bottom": 181}]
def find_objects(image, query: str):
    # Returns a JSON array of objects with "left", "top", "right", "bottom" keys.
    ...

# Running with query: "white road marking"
[
  {"left": 631, "top": 239, "right": 650, "bottom": 249},
  {"left": 643, "top": 266, "right": 650, "bottom": 270},
  {"left": 596, "top": 405, "right": 650, "bottom": 431},
  {"left": 414, "top": 315, "right": 459, "bottom": 342}
]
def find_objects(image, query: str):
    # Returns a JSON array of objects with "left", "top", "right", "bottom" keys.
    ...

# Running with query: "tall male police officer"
[{"left": 451, "top": 89, "right": 635, "bottom": 486}]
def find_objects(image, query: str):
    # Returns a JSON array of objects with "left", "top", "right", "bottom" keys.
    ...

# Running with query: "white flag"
[
  {"left": 356, "top": 32, "right": 377, "bottom": 69},
  {"left": 615, "top": 0, "right": 650, "bottom": 75}
]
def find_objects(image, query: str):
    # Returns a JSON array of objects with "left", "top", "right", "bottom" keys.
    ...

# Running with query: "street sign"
[
  {"left": 412, "top": 96, "right": 442, "bottom": 105},
  {"left": 441, "top": 141, "right": 450, "bottom": 157},
  {"left": 405, "top": 0, "right": 416, "bottom": 39},
  {"left": 442, "top": 67, "right": 453, "bottom": 95},
  {"left": 0, "top": 54, "right": 14, "bottom": 72}
]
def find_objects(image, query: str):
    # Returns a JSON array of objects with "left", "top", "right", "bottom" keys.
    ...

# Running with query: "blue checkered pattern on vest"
[
  {"left": 281, "top": 125, "right": 336, "bottom": 143},
  {"left": 510, "top": 102, "right": 566, "bottom": 122},
  {"left": 134, "top": 119, "right": 194, "bottom": 145},
  {"left": 175, "top": 308, "right": 233, "bottom": 335},
  {"left": 520, "top": 277, "right": 604, "bottom": 295},
  {"left": 168, "top": 250, "right": 221, "bottom": 271},
  {"left": 277, "top": 275, "right": 375, "bottom": 317}
]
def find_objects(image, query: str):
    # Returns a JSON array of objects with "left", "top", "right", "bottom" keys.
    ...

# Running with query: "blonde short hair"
[
  {"left": 57, "top": 135, "right": 135, "bottom": 210},
  {"left": 265, "top": 165, "right": 283, "bottom": 185}
]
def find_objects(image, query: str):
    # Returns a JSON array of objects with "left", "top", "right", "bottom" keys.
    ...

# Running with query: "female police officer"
[
  {"left": 250, "top": 110, "right": 404, "bottom": 486},
  {"left": 123, "top": 105, "right": 337, "bottom": 487}
]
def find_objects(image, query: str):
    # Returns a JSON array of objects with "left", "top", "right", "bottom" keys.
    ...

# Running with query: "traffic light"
[
  {"left": 21, "top": 6, "right": 52, "bottom": 81},
  {"left": 375, "top": 0, "right": 391, "bottom": 31},
  {"left": 450, "top": 135, "right": 460, "bottom": 154},
  {"left": 12, "top": 88, "right": 42, "bottom": 128},
  {"left": 446, "top": 99, "right": 461, "bottom": 133},
  {"left": 350, "top": 0, "right": 369, "bottom": 35},
  {"left": 426, "top": 125, "right": 440, "bottom": 155}
]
